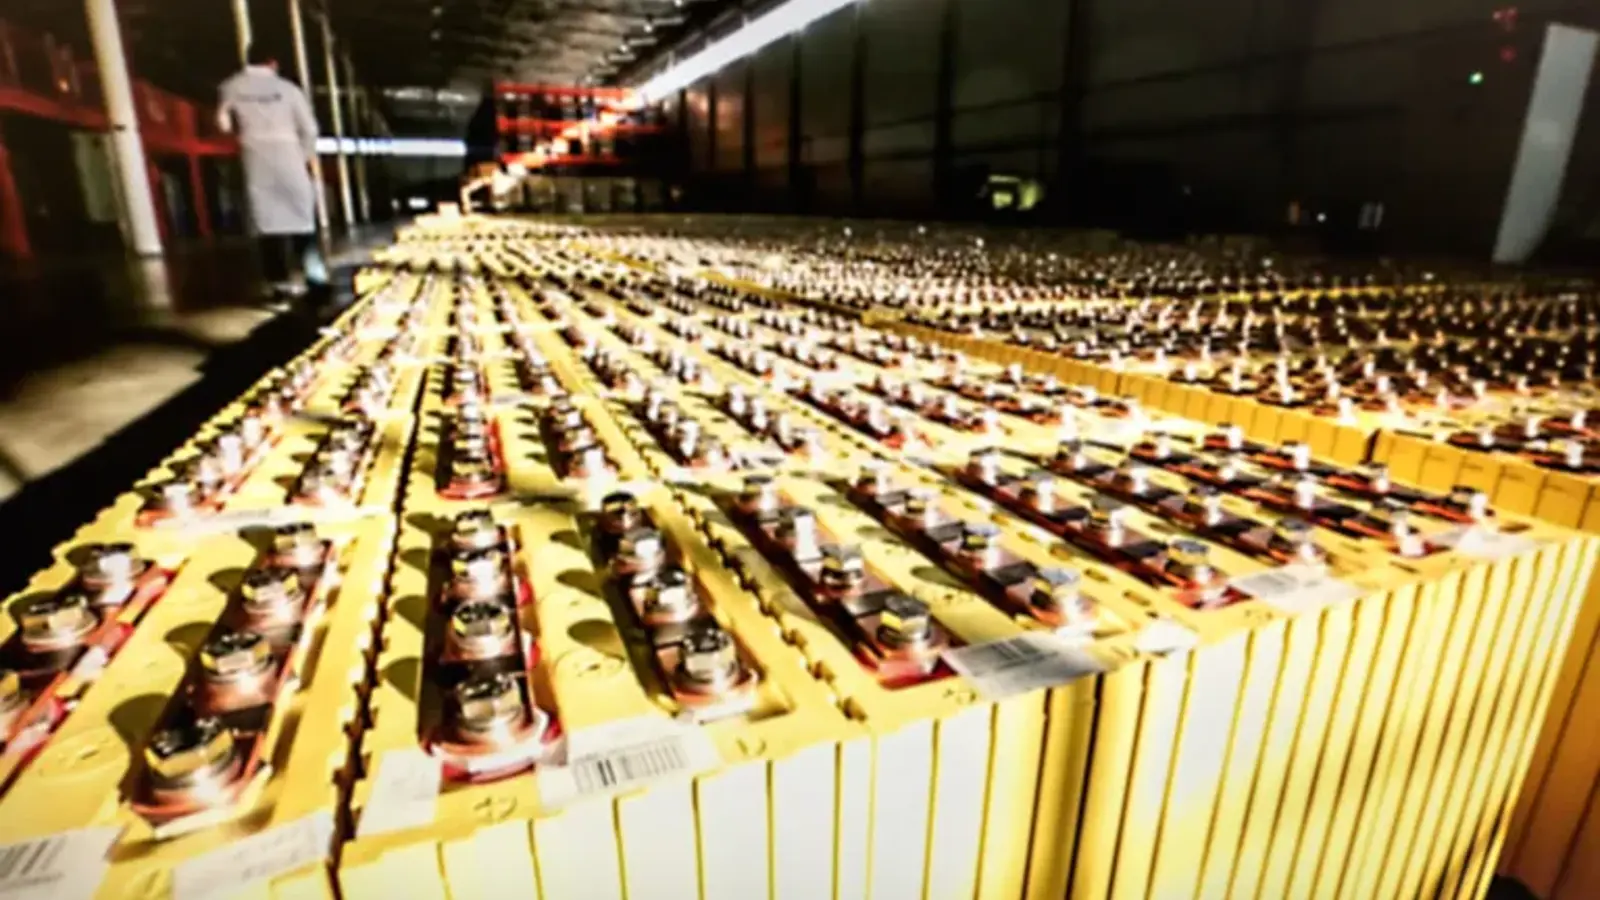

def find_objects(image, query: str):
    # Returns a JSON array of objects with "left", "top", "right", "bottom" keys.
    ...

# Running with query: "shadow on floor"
[
  {"left": 0, "top": 309, "right": 321, "bottom": 596},
  {"left": 1488, "top": 877, "right": 1541, "bottom": 900}
]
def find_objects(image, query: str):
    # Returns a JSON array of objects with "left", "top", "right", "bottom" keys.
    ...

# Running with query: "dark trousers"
[{"left": 258, "top": 233, "right": 322, "bottom": 285}]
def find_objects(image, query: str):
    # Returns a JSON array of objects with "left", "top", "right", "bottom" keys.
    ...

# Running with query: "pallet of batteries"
[
  {"left": 574, "top": 238, "right": 1600, "bottom": 900},
  {"left": 58, "top": 270, "right": 435, "bottom": 548},
  {"left": 550, "top": 265, "right": 1330, "bottom": 899},
  {"left": 872, "top": 316, "right": 1386, "bottom": 471},
  {"left": 338, "top": 274, "right": 859, "bottom": 900},
  {"left": 1369, "top": 414, "right": 1600, "bottom": 899},
  {"left": 858, "top": 302, "right": 1600, "bottom": 898},
  {"left": 800, "top": 273, "right": 1600, "bottom": 896},
  {"left": 531, "top": 280, "right": 1270, "bottom": 900},
  {"left": 562, "top": 286, "right": 1171, "bottom": 900},
  {"left": 0, "top": 468, "right": 399, "bottom": 900},
  {"left": 829, "top": 287, "right": 1600, "bottom": 898},
  {"left": 0, "top": 266, "right": 429, "bottom": 897}
]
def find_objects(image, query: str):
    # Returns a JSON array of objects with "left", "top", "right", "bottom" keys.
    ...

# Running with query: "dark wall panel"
[
  {"left": 951, "top": 99, "right": 1057, "bottom": 153},
  {"left": 752, "top": 37, "right": 794, "bottom": 170},
  {"left": 1085, "top": 0, "right": 1261, "bottom": 87},
  {"left": 811, "top": 162, "right": 853, "bottom": 212},
  {"left": 713, "top": 62, "right": 747, "bottom": 173},
  {"left": 800, "top": 6, "right": 855, "bottom": 142},
  {"left": 952, "top": 0, "right": 1068, "bottom": 110},
  {"left": 862, "top": 158, "right": 936, "bottom": 211},
  {"left": 863, "top": 121, "right": 936, "bottom": 158},
  {"left": 1312, "top": 0, "right": 1507, "bottom": 47},
  {"left": 670, "top": 0, "right": 1553, "bottom": 252},
  {"left": 805, "top": 135, "right": 850, "bottom": 166},
  {"left": 1080, "top": 69, "right": 1255, "bottom": 136},
  {"left": 860, "top": 0, "right": 941, "bottom": 126},
  {"left": 686, "top": 82, "right": 712, "bottom": 173},
  {"left": 951, "top": 146, "right": 1051, "bottom": 182}
]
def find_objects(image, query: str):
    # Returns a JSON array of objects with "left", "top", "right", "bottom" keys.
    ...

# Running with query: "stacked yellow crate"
[
  {"left": 1371, "top": 427, "right": 1600, "bottom": 899},
  {"left": 0, "top": 273, "right": 419, "bottom": 899},
  {"left": 513, "top": 248, "right": 1597, "bottom": 900}
]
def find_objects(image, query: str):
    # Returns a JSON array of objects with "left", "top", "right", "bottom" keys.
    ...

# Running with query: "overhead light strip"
[
  {"left": 636, "top": 0, "right": 859, "bottom": 100},
  {"left": 315, "top": 137, "right": 467, "bottom": 157}
]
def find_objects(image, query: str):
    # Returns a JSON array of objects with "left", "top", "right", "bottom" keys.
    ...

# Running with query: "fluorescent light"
[
  {"left": 637, "top": 0, "right": 859, "bottom": 100},
  {"left": 315, "top": 137, "right": 467, "bottom": 157}
]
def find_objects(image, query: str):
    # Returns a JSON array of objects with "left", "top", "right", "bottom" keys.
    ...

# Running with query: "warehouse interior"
[{"left": 1, "top": 0, "right": 1600, "bottom": 898}]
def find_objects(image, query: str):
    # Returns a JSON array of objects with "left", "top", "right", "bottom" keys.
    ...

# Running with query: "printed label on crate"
[
  {"left": 941, "top": 633, "right": 1104, "bottom": 701},
  {"left": 538, "top": 723, "right": 721, "bottom": 808},
  {"left": 1430, "top": 526, "right": 1540, "bottom": 561},
  {"left": 1085, "top": 416, "right": 1147, "bottom": 444},
  {"left": 172, "top": 812, "right": 335, "bottom": 900},
  {"left": 1230, "top": 565, "right": 1364, "bottom": 614},
  {"left": 356, "top": 750, "right": 443, "bottom": 839},
  {"left": 0, "top": 827, "right": 121, "bottom": 900},
  {"left": 1133, "top": 617, "right": 1202, "bottom": 655}
]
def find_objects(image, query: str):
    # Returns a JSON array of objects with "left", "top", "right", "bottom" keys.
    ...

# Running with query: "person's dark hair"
[{"left": 246, "top": 44, "right": 276, "bottom": 66}]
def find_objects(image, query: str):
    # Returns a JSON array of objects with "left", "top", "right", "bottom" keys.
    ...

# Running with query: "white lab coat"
[{"left": 217, "top": 66, "right": 318, "bottom": 236}]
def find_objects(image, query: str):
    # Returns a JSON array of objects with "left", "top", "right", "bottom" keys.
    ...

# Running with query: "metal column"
[
  {"left": 231, "top": 0, "right": 251, "bottom": 66},
  {"left": 85, "top": 0, "right": 163, "bottom": 256},
  {"left": 289, "top": 0, "right": 330, "bottom": 232},
  {"left": 343, "top": 53, "right": 371, "bottom": 223},
  {"left": 321, "top": 13, "right": 355, "bottom": 230}
]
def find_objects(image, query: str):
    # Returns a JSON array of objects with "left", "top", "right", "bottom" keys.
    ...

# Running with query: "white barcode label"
[
  {"left": 572, "top": 739, "right": 692, "bottom": 793},
  {"left": 942, "top": 633, "right": 1104, "bottom": 701},
  {"left": 1231, "top": 565, "right": 1363, "bottom": 614},
  {"left": 356, "top": 750, "right": 441, "bottom": 839},
  {"left": 1087, "top": 417, "right": 1145, "bottom": 443},
  {"left": 538, "top": 727, "right": 720, "bottom": 808},
  {"left": 172, "top": 812, "right": 334, "bottom": 900},
  {"left": 0, "top": 827, "right": 121, "bottom": 900},
  {"left": 1432, "top": 526, "right": 1540, "bottom": 561},
  {"left": 1133, "top": 618, "right": 1202, "bottom": 655}
]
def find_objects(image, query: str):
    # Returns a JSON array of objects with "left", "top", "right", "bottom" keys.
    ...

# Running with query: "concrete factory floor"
[{"left": 0, "top": 227, "right": 391, "bottom": 593}]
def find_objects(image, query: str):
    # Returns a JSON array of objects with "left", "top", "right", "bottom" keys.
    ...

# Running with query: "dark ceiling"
[{"left": 5, "top": 0, "right": 736, "bottom": 134}]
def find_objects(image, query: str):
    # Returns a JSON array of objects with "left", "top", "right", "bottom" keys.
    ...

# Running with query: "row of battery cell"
[
  {"left": 853, "top": 291, "right": 1600, "bottom": 900},
  {"left": 0, "top": 271, "right": 429, "bottom": 899},
  {"left": 547, "top": 230, "right": 1587, "bottom": 896},
  {"left": 13, "top": 221, "right": 1565, "bottom": 900}
]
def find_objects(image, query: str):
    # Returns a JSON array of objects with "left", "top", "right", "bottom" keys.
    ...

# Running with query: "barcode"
[
  {"left": 942, "top": 634, "right": 1104, "bottom": 700},
  {"left": 173, "top": 813, "right": 332, "bottom": 900},
  {"left": 1232, "top": 569, "right": 1305, "bottom": 600},
  {"left": 570, "top": 738, "right": 693, "bottom": 795},
  {"left": 0, "top": 836, "right": 66, "bottom": 891},
  {"left": 952, "top": 636, "right": 1051, "bottom": 676},
  {"left": 1231, "top": 565, "right": 1361, "bottom": 614}
]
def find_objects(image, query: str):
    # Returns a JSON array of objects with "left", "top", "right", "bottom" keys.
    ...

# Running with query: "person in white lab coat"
[{"left": 218, "top": 45, "right": 327, "bottom": 297}]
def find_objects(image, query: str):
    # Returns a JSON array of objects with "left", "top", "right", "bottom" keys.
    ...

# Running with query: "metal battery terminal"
[
  {"left": 18, "top": 592, "right": 98, "bottom": 653},
  {"left": 239, "top": 567, "right": 304, "bottom": 630},
  {"left": 447, "top": 601, "right": 516, "bottom": 661},
  {"left": 819, "top": 544, "right": 867, "bottom": 596},
  {"left": 272, "top": 522, "right": 323, "bottom": 569},
  {"left": 877, "top": 593, "right": 938, "bottom": 652},
  {"left": 449, "top": 673, "right": 531, "bottom": 746},
  {"left": 675, "top": 623, "right": 744, "bottom": 696},
  {"left": 145, "top": 717, "right": 240, "bottom": 798},
  {"left": 1447, "top": 485, "right": 1491, "bottom": 520},
  {"left": 452, "top": 510, "right": 503, "bottom": 551}
]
